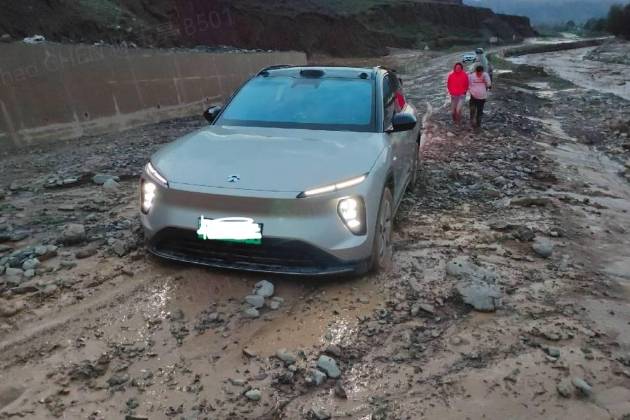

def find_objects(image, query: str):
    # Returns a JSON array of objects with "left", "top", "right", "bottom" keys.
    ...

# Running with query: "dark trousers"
[{"left": 469, "top": 97, "right": 486, "bottom": 127}]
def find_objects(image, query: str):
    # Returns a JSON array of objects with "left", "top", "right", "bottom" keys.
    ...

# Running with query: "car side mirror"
[
  {"left": 389, "top": 112, "right": 417, "bottom": 133},
  {"left": 203, "top": 105, "right": 222, "bottom": 123}
]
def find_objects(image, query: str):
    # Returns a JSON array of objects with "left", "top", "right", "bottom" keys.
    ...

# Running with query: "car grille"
[{"left": 149, "top": 228, "right": 358, "bottom": 275}]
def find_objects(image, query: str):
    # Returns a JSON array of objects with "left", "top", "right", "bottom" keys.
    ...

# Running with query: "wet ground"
[{"left": 1, "top": 42, "right": 630, "bottom": 419}]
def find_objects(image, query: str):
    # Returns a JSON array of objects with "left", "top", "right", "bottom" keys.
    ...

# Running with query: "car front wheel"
[{"left": 370, "top": 186, "right": 394, "bottom": 272}]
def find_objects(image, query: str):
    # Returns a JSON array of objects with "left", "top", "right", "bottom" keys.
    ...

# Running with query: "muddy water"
[{"left": 508, "top": 47, "right": 630, "bottom": 101}]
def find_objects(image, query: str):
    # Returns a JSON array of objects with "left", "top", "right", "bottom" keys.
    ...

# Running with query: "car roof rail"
[{"left": 257, "top": 64, "right": 294, "bottom": 76}]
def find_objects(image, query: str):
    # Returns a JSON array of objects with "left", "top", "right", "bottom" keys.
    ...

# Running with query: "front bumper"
[
  {"left": 148, "top": 227, "right": 369, "bottom": 276},
  {"left": 140, "top": 178, "right": 384, "bottom": 276}
]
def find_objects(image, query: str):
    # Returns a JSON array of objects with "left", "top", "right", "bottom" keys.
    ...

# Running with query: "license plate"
[{"left": 196, "top": 216, "right": 263, "bottom": 245}]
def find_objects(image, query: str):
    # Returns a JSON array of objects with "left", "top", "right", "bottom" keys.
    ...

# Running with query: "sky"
[{"left": 464, "top": 0, "right": 630, "bottom": 24}]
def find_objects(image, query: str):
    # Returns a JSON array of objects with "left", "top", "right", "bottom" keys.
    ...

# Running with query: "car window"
[{"left": 217, "top": 75, "right": 375, "bottom": 132}]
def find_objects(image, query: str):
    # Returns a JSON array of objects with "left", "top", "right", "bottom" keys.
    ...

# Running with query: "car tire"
[{"left": 370, "top": 187, "right": 394, "bottom": 272}]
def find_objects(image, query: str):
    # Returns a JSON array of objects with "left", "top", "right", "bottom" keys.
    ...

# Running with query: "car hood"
[{"left": 151, "top": 125, "right": 386, "bottom": 193}]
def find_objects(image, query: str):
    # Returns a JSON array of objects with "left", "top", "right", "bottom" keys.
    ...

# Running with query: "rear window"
[{"left": 217, "top": 75, "right": 375, "bottom": 132}]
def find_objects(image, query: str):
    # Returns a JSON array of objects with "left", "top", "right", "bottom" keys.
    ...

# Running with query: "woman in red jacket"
[{"left": 447, "top": 62, "right": 469, "bottom": 125}]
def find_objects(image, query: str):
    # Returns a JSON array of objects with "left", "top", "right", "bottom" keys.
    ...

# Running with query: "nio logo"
[{"left": 227, "top": 175, "right": 240, "bottom": 183}]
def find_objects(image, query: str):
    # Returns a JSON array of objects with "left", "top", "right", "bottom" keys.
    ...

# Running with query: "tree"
[{"left": 607, "top": 4, "right": 630, "bottom": 40}]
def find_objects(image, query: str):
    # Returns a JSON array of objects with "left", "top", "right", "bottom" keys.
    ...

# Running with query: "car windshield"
[{"left": 217, "top": 75, "right": 375, "bottom": 132}]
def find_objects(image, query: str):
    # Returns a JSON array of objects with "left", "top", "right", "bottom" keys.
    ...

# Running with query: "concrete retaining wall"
[{"left": 0, "top": 43, "right": 306, "bottom": 148}]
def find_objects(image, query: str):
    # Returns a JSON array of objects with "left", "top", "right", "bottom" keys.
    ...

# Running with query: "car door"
[{"left": 382, "top": 73, "right": 406, "bottom": 203}]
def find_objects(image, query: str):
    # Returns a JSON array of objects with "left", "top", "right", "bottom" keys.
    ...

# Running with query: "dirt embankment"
[{"left": 0, "top": 0, "right": 536, "bottom": 56}]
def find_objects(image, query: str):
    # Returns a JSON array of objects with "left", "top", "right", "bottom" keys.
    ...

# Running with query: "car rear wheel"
[{"left": 370, "top": 187, "right": 393, "bottom": 272}]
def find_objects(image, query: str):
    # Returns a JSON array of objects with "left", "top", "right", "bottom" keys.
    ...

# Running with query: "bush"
[{"left": 607, "top": 4, "right": 630, "bottom": 40}]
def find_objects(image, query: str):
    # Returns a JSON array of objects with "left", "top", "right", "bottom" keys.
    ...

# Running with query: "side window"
[{"left": 382, "top": 74, "right": 396, "bottom": 128}]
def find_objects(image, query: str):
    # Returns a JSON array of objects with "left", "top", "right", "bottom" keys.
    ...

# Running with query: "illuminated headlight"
[
  {"left": 298, "top": 174, "right": 367, "bottom": 198},
  {"left": 145, "top": 162, "right": 168, "bottom": 187},
  {"left": 141, "top": 180, "right": 157, "bottom": 214},
  {"left": 338, "top": 197, "right": 366, "bottom": 235}
]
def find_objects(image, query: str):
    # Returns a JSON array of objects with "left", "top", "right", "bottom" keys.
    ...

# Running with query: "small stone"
[
  {"left": 334, "top": 380, "right": 348, "bottom": 399},
  {"left": 305, "top": 368, "right": 327, "bottom": 386},
  {"left": 310, "top": 407, "right": 331, "bottom": 420},
  {"left": 276, "top": 348, "right": 297, "bottom": 365},
  {"left": 60, "top": 224, "right": 86, "bottom": 245},
  {"left": 572, "top": 377, "right": 593, "bottom": 396},
  {"left": 242, "top": 348, "right": 257, "bottom": 358},
  {"left": 268, "top": 298, "right": 282, "bottom": 310},
  {"left": 92, "top": 174, "right": 119, "bottom": 185},
  {"left": 22, "top": 258, "right": 39, "bottom": 271},
  {"left": 103, "top": 179, "right": 120, "bottom": 191},
  {"left": 456, "top": 281, "right": 501, "bottom": 312},
  {"left": 57, "top": 204, "right": 75, "bottom": 212},
  {"left": 244, "top": 389, "right": 261, "bottom": 401},
  {"left": 545, "top": 347, "right": 560, "bottom": 358},
  {"left": 242, "top": 307, "right": 259, "bottom": 318},
  {"left": 23, "top": 269, "right": 35, "bottom": 279},
  {"left": 107, "top": 373, "right": 129, "bottom": 387},
  {"left": 317, "top": 355, "right": 341, "bottom": 379},
  {"left": 229, "top": 378, "right": 246, "bottom": 386},
  {"left": 111, "top": 240, "right": 128, "bottom": 257},
  {"left": 557, "top": 379, "right": 573, "bottom": 398},
  {"left": 75, "top": 245, "right": 98, "bottom": 259},
  {"left": 42, "top": 284, "right": 58, "bottom": 296},
  {"left": 254, "top": 280, "right": 274, "bottom": 297},
  {"left": 532, "top": 238, "right": 554, "bottom": 258},
  {"left": 244, "top": 294, "right": 265, "bottom": 309},
  {"left": 0, "top": 299, "right": 25, "bottom": 317}
]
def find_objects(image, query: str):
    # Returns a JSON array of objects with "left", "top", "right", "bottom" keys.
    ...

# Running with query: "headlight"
[
  {"left": 141, "top": 179, "right": 157, "bottom": 214},
  {"left": 145, "top": 162, "right": 168, "bottom": 187},
  {"left": 298, "top": 174, "right": 367, "bottom": 198},
  {"left": 338, "top": 197, "right": 366, "bottom": 235}
]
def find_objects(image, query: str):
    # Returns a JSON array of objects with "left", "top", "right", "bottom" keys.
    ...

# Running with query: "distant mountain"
[{"left": 464, "top": 0, "right": 630, "bottom": 24}]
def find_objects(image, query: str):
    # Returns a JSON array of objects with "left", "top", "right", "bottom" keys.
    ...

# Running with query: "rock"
[
  {"left": 334, "top": 380, "right": 348, "bottom": 399},
  {"left": 23, "top": 269, "right": 35, "bottom": 279},
  {"left": 21, "top": 258, "right": 39, "bottom": 271},
  {"left": 111, "top": 240, "right": 128, "bottom": 257},
  {"left": 532, "top": 238, "right": 554, "bottom": 258},
  {"left": 41, "top": 284, "right": 58, "bottom": 296},
  {"left": 0, "top": 299, "right": 25, "bottom": 317},
  {"left": 448, "top": 256, "right": 501, "bottom": 312},
  {"left": 60, "top": 224, "right": 86, "bottom": 245},
  {"left": 229, "top": 378, "right": 246, "bottom": 386},
  {"left": 37, "top": 245, "right": 58, "bottom": 261},
  {"left": 254, "top": 280, "right": 274, "bottom": 297},
  {"left": 0, "top": 34, "right": 12, "bottom": 43},
  {"left": 92, "top": 174, "right": 119, "bottom": 185},
  {"left": 0, "top": 189, "right": 5, "bottom": 200},
  {"left": 75, "top": 245, "right": 98, "bottom": 259},
  {"left": 317, "top": 355, "right": 341, "bottom": 379},
  {"left": 557, "top": 379, "right": 573, "bottom": 398},
  {"left": 268, "top": 296, "right": 283, "bottom": 310},
  {"left": 242, "top": 307, "right": 259, "bottom": 318},
  {"left": 411, "top": 302, "right": 435, "bottom": 316},
  {"left": 242, "top": 348, "right": 257, "bottom": 358},
  {"left": 4, "top": 267, "right": 24, "bottom": 284},
  {"left": 103, "top": 179, "right": 120, "bottom": 191},
  {"left": 545, "top": 347, "right": 560, "bottom": 358},
  {"left": 510, "top": 196, "right": 555, "bottom": 207},
  {"left": 456, "top": 281, "right": 501, "bottom": 312},
  {"left": 276, "top": 348, "right": 297, "bottom": 365},
  {"left": 572, "top": 377, "right": 593, "bottom": 396},
  {"left": 244, "top": 294, "right": 265, "bottom": 309},
  {"left": 514, "top": 226, "right": 535, "bottom": 241},
  {"left": 305, "top": 368, "right": 327, "bottom": 386},
  {"left": 244, "top": 389, "right": 261, "bottom": 401},
  {"left": 310, "top": 407, "right": 331, "bottom": 420},
  {"left": 107, "top": 373, "right": 129, "bottom": 388}
]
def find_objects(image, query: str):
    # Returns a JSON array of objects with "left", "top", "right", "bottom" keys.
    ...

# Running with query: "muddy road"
[{"left": 1, "top": 42, "right": 630, "bottom": 419}]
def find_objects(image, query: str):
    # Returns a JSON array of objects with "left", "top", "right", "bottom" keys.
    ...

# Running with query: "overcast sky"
[{"left": 464, "top": 0, "right": 630, "bottom": 24}]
